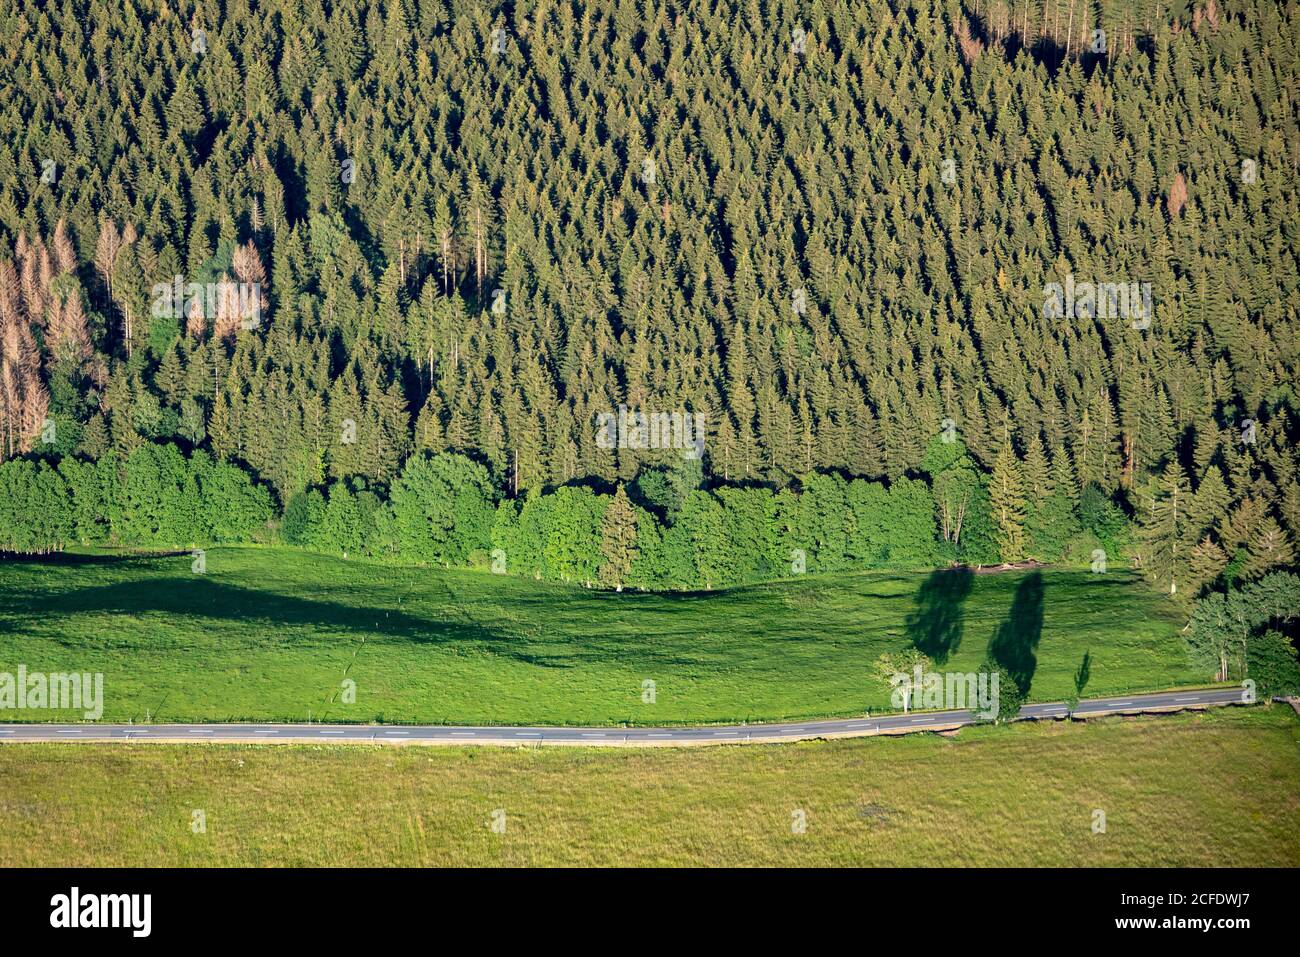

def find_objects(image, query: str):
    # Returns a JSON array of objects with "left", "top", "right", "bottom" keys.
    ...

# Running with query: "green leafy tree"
[
  {"left": 873, "top": 649, "right": 932, "bottom": 714},
  {"left": 541, "top": 486, "right": 604, "bottom": 585},
  {"left": 282, "top": 489, "right": 326, "bottom": 546},
  {"left": 1246, "top": 632, "right": 1300, "bottom": 699},
  {"left": 978, "top": 659, "right": 1025, "bottom": 724},
  {"left": 387, "top": 453, "right": 496, "bottom": 566}
]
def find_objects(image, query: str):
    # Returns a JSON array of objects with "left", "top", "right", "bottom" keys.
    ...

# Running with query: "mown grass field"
[
  {"left": 0, "top": 707, "right": 1295, "bottom": 866},
  {"left": 0, "top": 546, "right": 1200, "bottom": 725}
]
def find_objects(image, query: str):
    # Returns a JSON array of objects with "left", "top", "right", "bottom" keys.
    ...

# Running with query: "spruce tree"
[
  {"left": 599, "top": 485, "right": 639, "bottom": 592},
  {"left": 989, "top": 441, "right": 1027, "bottom": 564}
]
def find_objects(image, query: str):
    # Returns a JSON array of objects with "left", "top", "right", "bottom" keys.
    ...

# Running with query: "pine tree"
[
  {"left": 1186, "top": 536, "right": 1229, "bottom": 595},
  {"left": 1138, "top": 460, "right": 1194, "bottom": 597},
  {"left": 1189, "top": 465, "right": 1231, "bottom": 541},
  {"left": 599, "top": 485, "right": 639, "bottom": 591},
  {"left": 77, "top": 413, "right": 110, "bottom": 460},
  {"left": 989, "top": 441, "right": 1027, "bottom": 564},
  {"left": 1241, "top": 516, "right": 1295, "bottom": 581},
  {"left": 1022, "top": 435, "right": 1051, "bottom": 507}
]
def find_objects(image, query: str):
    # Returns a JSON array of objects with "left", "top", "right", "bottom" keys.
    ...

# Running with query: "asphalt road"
[{"left": 0, "top": 687, "right": 1249, "bottom": 747}]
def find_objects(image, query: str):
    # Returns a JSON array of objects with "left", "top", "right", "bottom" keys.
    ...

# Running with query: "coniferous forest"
[{"left": 0, "top": 0, "right": 1297, "bottom": 613}]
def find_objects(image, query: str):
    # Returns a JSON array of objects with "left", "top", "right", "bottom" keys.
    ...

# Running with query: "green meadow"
[
  {"left": 0, "top": 707, "right": 1295, "bottom": 866},
  {"left": 0, "top": 546, "right": 1201, "bottom": 726}
]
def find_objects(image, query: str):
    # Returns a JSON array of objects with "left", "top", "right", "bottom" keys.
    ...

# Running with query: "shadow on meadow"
[
  {"left": 0, "top": 575, "right": 508, "bottom": 650},
  {"left": 0, "top": 570, "right": 721, "bottom": 670},
  {"left": 903, "top": 567, "right": 975, "bottom": 664},
  {"left": 2, "top": 552, "right": 1060, "bottom": 678},
  {"left": 987, "top": 572, "right": 1046, "bottom": 694},
  {"left": 0, "top": 550, "right": 190, "bottom": 565}
]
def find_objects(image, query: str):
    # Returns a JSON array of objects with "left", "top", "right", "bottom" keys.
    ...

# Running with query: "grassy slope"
[
  {"left": 0, "top": 545, "right": 1199, "bottom": 725},
  {"left": 0, "top": 707, "right": 1295, "bottom": 866}
]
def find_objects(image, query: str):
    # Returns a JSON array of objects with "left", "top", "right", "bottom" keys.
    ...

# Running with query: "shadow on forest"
[
  {"left": 963, "top": 12, "right": 1112, "bottom": 78},
  {"left": 987, "top": 572, "right": 1046, "bottom": 695},
  {"left": 904, "top": 567, "right": 975, "bottom": 664}
]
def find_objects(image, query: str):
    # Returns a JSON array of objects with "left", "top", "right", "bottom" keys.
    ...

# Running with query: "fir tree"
[
  {"left": 599, "top": 485, "right": 639, "bottom": 592},
  {"left": 989, "top": 441, "right": 1027, "bottom": 564}
]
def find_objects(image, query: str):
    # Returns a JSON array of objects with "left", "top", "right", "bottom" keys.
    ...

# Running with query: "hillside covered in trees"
[{"left": 0, "top": 0, "right": 1297, "bottom": 607}]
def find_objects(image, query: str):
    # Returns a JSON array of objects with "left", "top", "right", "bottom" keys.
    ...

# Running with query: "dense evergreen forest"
[{"left": 0, "top": 0, "right": 1297, "bottom": 607}]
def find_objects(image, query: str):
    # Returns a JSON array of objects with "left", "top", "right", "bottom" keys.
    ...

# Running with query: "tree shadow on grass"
[
  {"left": 0, "top": 576, "right": 715, "bottom": 670},
  {"left": 1075, "top": 651, "right": 1092, "bottom": 695},
  {"left": 0, "top": 550, "right": 190, "bottom": 565},
  {"left": 904, "top": 567, "right": 975, "bottom": 664},
  {"left": 0, "top": 576, "right": 508, "bottom": 649},
  {"left": 987, "top": 572, "right": 1045, "bottom": 695}
]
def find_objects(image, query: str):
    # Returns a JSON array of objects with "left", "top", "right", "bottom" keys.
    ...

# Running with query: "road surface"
[{"left": 0, "top": 687, "right": 1249, "bottom": 747}]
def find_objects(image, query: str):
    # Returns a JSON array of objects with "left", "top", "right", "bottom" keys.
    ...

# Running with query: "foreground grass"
[
  {"left": 0, "top": 545, "right": 1197, "bottom": 725},
  {"left": 0, "top": 707, "right": 1295, "bottom": 866}
]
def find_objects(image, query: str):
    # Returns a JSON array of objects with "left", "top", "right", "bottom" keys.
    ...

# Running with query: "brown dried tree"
[
  {"left": 231, "top": 239, "right": 269, "bottom": 324},
  {"left": 1167, "top": 171, "right": 1188, "bottom": 218},
  {"left": 186, "top": 293, "right": 207, "bottom": 340},
  {"left": 52, "top": 219, "right": 77, "bottom": 275},
  {"left": 214, "top": 276, "right": 244, "bottom": 341},
  {"left": 93, "top": 219, "right": 122, "bottom": 304},
  {"left": 47, "top": 288, "right": 91, "bottom": 362},
  {"left": 955, "top": 17, "right": 983, "bottom": 64}
]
